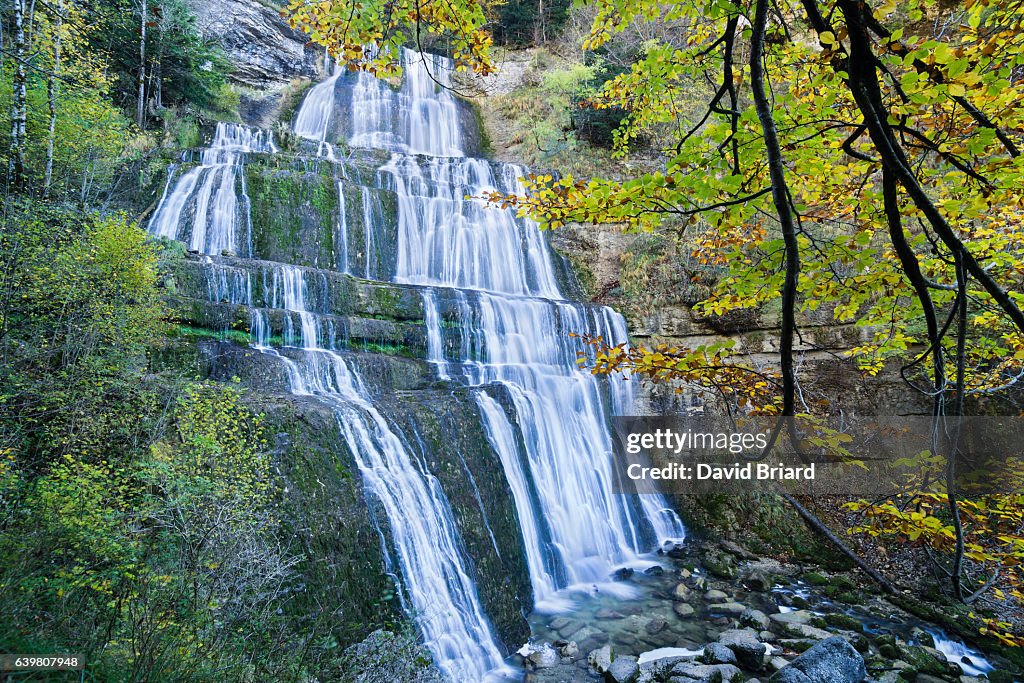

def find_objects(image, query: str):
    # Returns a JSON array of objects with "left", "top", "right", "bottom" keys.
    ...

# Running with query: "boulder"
[
  {"left": 703, "top": 551, "right": 738, "bottom": 579},
  {"left": 767, "top": 636, "right": 866, "bottom": 683},
  {"left": 673, "top": 583, "right": 693, "bottom": 601},
  {"left": 720, "top": 540, "right": 758, "bottom": 560},
  {"left": 589, "top": 645, "right": 613, "bottom": 674},
  {"left": 745, "top": 570, "right": 773, "bottom": 592},
  {"left": 704, "top": 589, "right": 728, "bottom": 603},
  {"left": 741, "top": 608, "right": 771, "bottom": 630},
  {"left": 646, "top": 618, "right": 669, "bottom": 634},
  {"left": 559, "top": 641, "right": 579, "bottom": 658},
  {"left": 667, "top": 544, "right": 688, "bottom": 559},
  {"left": 899, "top": 644, "right": 954, "bottom": 677},
  {"left": 668, "top": 662, "right": 743, "bottom": 682},
  {"left": 674, "top": 603, "right": 696, "bottom": 618},
  {"left": 606, "top": 655, "right": 640, "bottom": 683},
  {"left": 526, "top": 644, "right": 560, "bottom": 669},
  {"left": 769, "top": 611, "right": 813, "bottom": 627},
  {"left": 718, "top": 629, "right": 767, "bottom": 670},
  {"left": 909, "top": 627, "right": 935, "bottom": 648},
  {"left": 711, "top": 602, "right": 747, "bottom": 616},
  {"left": 701, "top": 643, "right": 738, "bottom": 666},
  {"left": 769, "top": 611, "right": 833, "bottom": 640},
  {"left": 597, "top": 608, "right": 626, "bottom": 620}
]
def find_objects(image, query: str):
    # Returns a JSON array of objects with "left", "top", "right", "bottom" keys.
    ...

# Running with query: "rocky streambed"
[{"left": 513, "top": 541, "right": 1016, "bottom": 683}]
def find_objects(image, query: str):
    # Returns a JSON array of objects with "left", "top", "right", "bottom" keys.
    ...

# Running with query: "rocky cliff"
[{"left": 192, "top": 0, "right": 321, "bottom": 89}]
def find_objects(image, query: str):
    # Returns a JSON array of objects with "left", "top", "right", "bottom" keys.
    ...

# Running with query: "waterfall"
[
  {"left": 149, "top": 122, "right": 276, "bottom": 256},
  {"left": 333, "top": 49, "right": 686, "bottom": 610},
  {"left": 155, "top": 45, "right": 684, "bottom": 683},
  {"left": 259, "top": 267, "right": 508, "bottom": 682},
  {"left": 294, "top": 63, "right": 343, "bottom": 158},
  {"left": 350, "top": 49, "right": 463, "bottom": 156},
  {"left": 289, "top": 41, "right": 684, "bottom": 631},
  {"left": 424, "top": 289, "right": 681, "bottom": 609},
  {"left": 288, "top": 44, "right": 684, "bottom": 651},
  {"left": 335, "top": 180, "right": 349, "bottom": 273}
]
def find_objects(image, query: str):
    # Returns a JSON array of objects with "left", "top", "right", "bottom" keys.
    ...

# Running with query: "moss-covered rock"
[
  {"left": 255, "top": 394, "right": 402, "bottom": 647},
  {"left": 377, "top": 384, "right": 533, "bottom": 650},
  {"left": 248, "top": 164, "right": 339, "bottom": 269},
  {"left": 824, "top": 613, "right": 863, "bottom": 632}
]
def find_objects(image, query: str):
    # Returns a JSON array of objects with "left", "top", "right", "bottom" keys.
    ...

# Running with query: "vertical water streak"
[
  {"left": 147, "top": 122, "right": 276, "bottom": 256},
  {"left": 422, "top": 289, "right": 449, "bottom": 380},
  {"left": 360, "top": 187, "right": 380, "bottom": 280},
  {"left": 476, "top": 392, "right": 564, "bottom": 602},
  {"left": 294, "top": 63, "right": 343, "bottom": 158},
  {"left": 336, "top": 180, "right": 349, "bottom": 273}
]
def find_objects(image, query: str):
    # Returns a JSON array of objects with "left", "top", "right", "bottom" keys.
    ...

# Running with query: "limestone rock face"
[{"left": 192, "top": 0, "right": 321, "bottom": 88}]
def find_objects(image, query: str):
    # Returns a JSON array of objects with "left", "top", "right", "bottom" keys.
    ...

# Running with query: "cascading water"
[
  {"left": 152, "top": 46, "right": 685, "bottom": 682},
  {"left": 294, "top": 60, "right": 343, "bottom": 159},
  {"left": 260, "top": 268, "right": 509, "bottom": 682},
  {"left": 149, "top": 122, "right": 276, "bottom": 256},
  {"left": 350, "top": 49, "right": 463, "bottom": 156},
  {"left": 341, "top": 51, "right": 686, "bottom": 610}
]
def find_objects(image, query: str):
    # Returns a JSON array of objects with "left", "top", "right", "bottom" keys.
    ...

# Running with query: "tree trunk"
[
  {"left": 8, "top": 0, "right": 28, "bottom": 191},
  {"left": 154, "top": 22, "right": 163, "bottom": 111},
  {"left": 137, "top": 0, "right": 147, "bottom": 129},
  {"left": 749, "top": 0, "right": 799, "bottom": 416},
  {"left": 535, "top": 0, "right": 544, "bottom": 44},
  {"left": 782, "top": 492, "right": 898, "bottom": 594},
  {"left": 43, "top": 0, "right": 64, "bottom": 196}
]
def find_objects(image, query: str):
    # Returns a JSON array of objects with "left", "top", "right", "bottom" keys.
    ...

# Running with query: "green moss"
[
  {"left": 247, "top": 166, "right": 338, "bottom": 268},
  {"left": 563, "top": 250, "right": 597, "bottom": 298},
  {"left": 172, "top": 324, "right": 253, "bottom": 344},
  {"left": 254, "top": 398, "right": 402, "bottom": 650},
  {"left": 803, "top": 572, "right": 830, "bottom": 586},
  {"left": 465, "top": 97, "right": 494, "bottom": 157},
  {"left": 836, "top": 590, "right": 864, "bottom": 605},
  {"left": 352, "top": 340, "right": 417, "bottom": 358},
  {"left": 825, "top": 613, "right": 863, "bottom": 631},
  {"left": 831, "top": 575, "right": 858, "bottom": 591}
]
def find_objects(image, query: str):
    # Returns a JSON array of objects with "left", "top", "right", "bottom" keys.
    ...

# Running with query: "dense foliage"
[
  {"left": 490, "top": 0, "right": 573, "bottom": 46},
  {"left": 0, "top": 199, "right": 306, "bottom": 677},
  {"left": 0, "top": 0, "right": 310, "bottom": 675}
]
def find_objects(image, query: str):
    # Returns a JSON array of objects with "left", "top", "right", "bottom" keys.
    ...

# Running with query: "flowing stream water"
[{"left": 149, "top": 47, "right": 684, "bottom": 681}]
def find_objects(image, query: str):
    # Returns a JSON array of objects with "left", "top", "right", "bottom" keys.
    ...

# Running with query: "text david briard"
[{"left": 622, "top": 427, "right": 815, "bottom": 482}]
